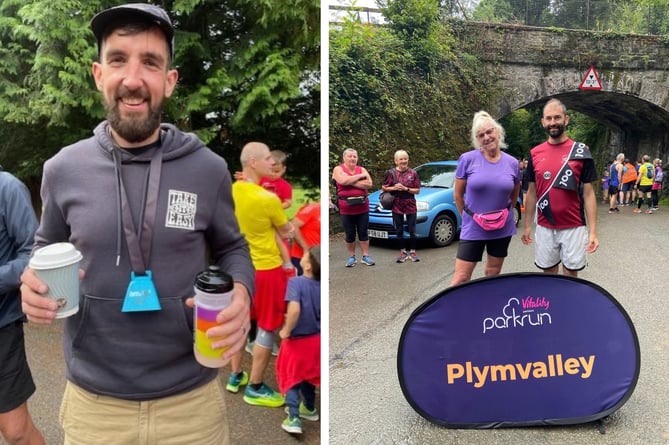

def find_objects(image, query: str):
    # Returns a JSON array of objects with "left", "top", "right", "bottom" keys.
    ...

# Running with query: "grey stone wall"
[
  {"left": 456, "top": 21, "right": 669, "bottom": 70},
  {"left": 453, "top": 21, "right": 669, "bottom": 163}
]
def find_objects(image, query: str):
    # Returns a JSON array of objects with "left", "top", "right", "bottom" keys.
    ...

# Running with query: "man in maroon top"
[{"left": 521, "top": 99, "right": 599, "bottom": 277}]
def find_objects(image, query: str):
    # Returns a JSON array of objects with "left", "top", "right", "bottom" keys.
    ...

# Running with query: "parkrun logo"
[
  {"left": 445, "top": 354, "right": 596, "bottom": 388},
  {"left": 482, "top": 296, "right": 552, "bottom": 334}
]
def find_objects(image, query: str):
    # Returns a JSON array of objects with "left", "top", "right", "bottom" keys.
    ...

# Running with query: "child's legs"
[
  {"left": 299, "top": 382, "right": 317, "bottom": 411},
  {"left": 285, "top": 385, "right": 301, "bottom": 418}
]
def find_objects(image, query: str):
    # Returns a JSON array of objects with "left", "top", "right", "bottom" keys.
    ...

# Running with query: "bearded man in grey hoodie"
[{"left": 19, "top": 4, "right": 254, "bottom": 444}]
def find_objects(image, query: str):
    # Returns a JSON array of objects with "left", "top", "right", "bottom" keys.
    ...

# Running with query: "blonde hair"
[
  {"left": 394, "top": 150, "right": 409, "bottom": 160},
  {"left": 471, "top": 111, "right": 507, "bottom": 150}
]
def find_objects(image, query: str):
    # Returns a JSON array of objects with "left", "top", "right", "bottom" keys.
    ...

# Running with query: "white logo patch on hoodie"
[{"left": 166, "top": 190, "right": 197, "bottom": 230}]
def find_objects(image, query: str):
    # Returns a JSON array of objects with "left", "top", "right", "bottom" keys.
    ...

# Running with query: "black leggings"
[
  {"left": 652, "top": 188, "right": 660, "bottom": 207},
  {"left": 340, "top": 212, "right": 369, "bottom": 243},
  {"left": 393, "top": 212, "right": 417, "bottom": 251}
]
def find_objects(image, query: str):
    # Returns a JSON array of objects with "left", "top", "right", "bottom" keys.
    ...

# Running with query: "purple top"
[{"left": 456, "top": 149, "right": 520, "bottom": 241}]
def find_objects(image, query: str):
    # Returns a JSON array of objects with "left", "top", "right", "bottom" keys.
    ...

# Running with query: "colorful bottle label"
[{"left": 194, "top": 305, "right": 228, "bottom": 364}]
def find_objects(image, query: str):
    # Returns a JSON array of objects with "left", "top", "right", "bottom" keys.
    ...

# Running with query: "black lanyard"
[{"left": 117, "top": 147, "right": 163, "bottom": 275}]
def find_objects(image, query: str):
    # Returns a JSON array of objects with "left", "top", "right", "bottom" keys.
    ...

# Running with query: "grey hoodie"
[{"left": 35, "top": 121, "right": 254, "bottom": 400}]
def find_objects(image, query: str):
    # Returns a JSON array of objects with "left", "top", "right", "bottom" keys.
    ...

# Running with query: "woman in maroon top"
[
  {"left": 332, "top": 148, "right": 375, "bottom": 267},
  {"left": 381, "top": 150, "right": 421, "bottom": 263}
]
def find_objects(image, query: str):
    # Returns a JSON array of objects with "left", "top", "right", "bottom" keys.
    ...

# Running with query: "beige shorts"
[
  {"left": 60, "top": 378, "right": 229, "bottom": 445},
  {"left": 534, "top": 225, "right": 588, "bottom": 271}
]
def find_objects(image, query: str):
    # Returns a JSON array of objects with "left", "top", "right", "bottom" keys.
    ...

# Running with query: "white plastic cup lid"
[{"left": 30, "top": 243, "right": 83, "bottom": 270}]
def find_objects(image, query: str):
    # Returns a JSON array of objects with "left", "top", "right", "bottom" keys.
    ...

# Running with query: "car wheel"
[
  {"left": 430, "top": 214, "right": 456, "bottom": 247},
  {"left": 514, "top": 203, "right": 522, "bottom": 227}
]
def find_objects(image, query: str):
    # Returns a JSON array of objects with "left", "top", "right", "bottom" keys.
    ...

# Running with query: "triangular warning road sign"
[{"left": 580, "top": 66, "right": 602, "bottom": 90}]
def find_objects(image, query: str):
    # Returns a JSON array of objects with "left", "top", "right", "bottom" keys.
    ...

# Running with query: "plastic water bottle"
[{"left": 193, "top": 265, "right": 234, "bottom": 368}]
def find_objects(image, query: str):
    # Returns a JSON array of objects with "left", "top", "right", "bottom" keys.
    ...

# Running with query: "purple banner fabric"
[{"left": 398, "top": 273, "right": 640, "bottom": 428}]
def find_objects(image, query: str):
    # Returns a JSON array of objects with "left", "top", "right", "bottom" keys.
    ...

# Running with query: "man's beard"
[
  {"left": 105, "top": 92, "right": 163, "bottom": 144},
  {"left": 545, "top": 124, "right": 565, "bottom": 139}
]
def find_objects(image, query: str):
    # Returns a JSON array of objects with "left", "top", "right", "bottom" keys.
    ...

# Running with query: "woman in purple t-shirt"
[{"left": 451, "top": 111, "right": 521, "bottom": 286}]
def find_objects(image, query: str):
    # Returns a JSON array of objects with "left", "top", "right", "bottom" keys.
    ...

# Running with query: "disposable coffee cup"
[{"left": 29, "top": 243, "right": 83, "bottom": 319}]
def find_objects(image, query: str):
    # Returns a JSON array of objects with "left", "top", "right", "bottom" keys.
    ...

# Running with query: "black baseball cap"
[{"left": 90, "top": 3, "right": 174, "bottom": 59}]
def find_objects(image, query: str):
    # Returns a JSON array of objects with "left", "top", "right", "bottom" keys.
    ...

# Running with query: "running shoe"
[
  {"left": 645, "top": 209, "right": 653, "bottom": 214},
  {"left": 633, "top": 208, "right": 642, "bottom": 213},
  {"left": 361, "top": 255, "right": 375, "bottom": 266},
  {"left": 409, "top": 251, "right": 420, "bottom": 262},
  {"left": 281, "top": 416, "right": 303, "bottom": 434},
  {"left": 396, "top": 251, "right": 408, "bottom": 263},
  {"left": 345, "top": 256, "right": 356, "bottom": 267},
  {"left": 225, "top": 371, "right": 249, "bottom": 393},
  {"left": 285, "top": 403, "right": 320, "bottom": 421},
  {"left": 244, "top": 383, "right": 284, "bottom": 407}
]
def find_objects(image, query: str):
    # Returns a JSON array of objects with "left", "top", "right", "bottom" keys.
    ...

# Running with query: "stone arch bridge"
[{"left": 453, "top": 21, "right": 669, "bottom": 162}]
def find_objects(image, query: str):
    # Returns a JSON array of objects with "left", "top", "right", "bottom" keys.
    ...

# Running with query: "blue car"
[{"left": 367, "top": 160, "right": 522, "bottom": 247}]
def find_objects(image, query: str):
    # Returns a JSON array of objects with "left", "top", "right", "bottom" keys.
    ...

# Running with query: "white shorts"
[{"left": 534, "top": 225, "right": 588, "bottom": 271}]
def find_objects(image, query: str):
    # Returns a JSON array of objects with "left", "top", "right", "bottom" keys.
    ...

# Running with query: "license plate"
[{"left": 368, "top": 230, "right": 388, "bottom": 239}]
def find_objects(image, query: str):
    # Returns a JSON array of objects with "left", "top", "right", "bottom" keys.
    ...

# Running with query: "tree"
[
  {"left": 330, "top": 0, "right": 494, "bottom": 184},
  {"left": 468, "top": 0, "right": 669, "bottom": 34},
  {"left": 471, "top": 0, "right": 517, "bottom": 23},
  {"left": 0, "top": 0, "right": 320, "bottom": 187},
  {"left": 502, "top": 106, "right": 609, "bottom": 175},
  {"left": 500, "top": 108, "right": 542, "bottom": 160}
]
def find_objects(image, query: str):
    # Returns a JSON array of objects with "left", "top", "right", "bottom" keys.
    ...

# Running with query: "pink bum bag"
[{"left": 464, "top": 206, "right": 509, "bottom": 231}]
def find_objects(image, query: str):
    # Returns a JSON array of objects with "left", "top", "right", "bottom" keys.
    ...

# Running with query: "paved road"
[
  {"left": 9, "top": 324, "right": 321, "bottom": 444},
  {"left": 329, "top": 203, "right": 669, "bottom": 444}
]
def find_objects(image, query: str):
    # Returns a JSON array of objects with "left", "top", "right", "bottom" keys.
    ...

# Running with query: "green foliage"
[
  {"left": 383, "top": 0, "right": 443, "bottom": 75},
  {"left": 286, "top": 185, "right": 319, "bottom": 219},
  {"left": 0, "top": 0, "right": 320, "bottom": 188},
  {"left": 500, "top": 108, "right": 544, "bottom": 160},
  {"left": 472, "top": 0, "right": 517, "bottom": 23},
  {"left": 469, "top": 0, "right": 669, "bottom": 34},
  {"left": 502, "top": 106, "right": 608, "bottom": 172},
  {"left": 469, "top": 0, "right": 552, "bottom": 25},
  {"left": 564, "top": 110, "right": 609, "bottom": 171},
  {"left": 329, "top": 1, "right": 493, "bottom": 185}
]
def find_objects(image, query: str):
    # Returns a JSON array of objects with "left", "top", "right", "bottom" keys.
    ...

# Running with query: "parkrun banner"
[{"left": 397, "top": 273, "right": 640, "bottom": 428}]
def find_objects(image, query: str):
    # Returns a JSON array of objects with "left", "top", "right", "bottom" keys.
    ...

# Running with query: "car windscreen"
[{"left": 416, "top": 164, "right": 456, "bottom": 188}]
